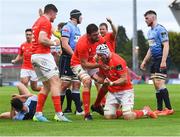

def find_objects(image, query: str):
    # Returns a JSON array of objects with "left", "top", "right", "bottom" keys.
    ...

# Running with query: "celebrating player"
[
  {"left": 93, "top": 44, "right": 157, "bottom": 120},
  {"left": 11, "top": 29, "right": 41, "bottom": 92},
  {"left": 31, "top": 4, "right": 70, "bottom": 122},
  {"left": 70, "top": 24, "right": 108, "bottom": 120}
]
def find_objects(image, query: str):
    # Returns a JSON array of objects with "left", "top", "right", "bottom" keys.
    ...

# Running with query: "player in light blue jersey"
[
  {"left": 0, "top": 83, "right": 37, "bottom": 120},
  {"left": 140, "top": 10, "right": 174, "bottom": 116},
  {"left": 59, "top": 9, "right": 83, "bottom": 115}
]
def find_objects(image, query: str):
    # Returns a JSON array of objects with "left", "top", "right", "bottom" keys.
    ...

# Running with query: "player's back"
[{"left": 31, "top": 16, "right": 52, "bottom": 54}]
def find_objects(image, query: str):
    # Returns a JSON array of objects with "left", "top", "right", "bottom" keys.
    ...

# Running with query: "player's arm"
[
  {"left": 38, "top": 31, "right": 60, "bottom": 47},
  {"left": 140, "top": 48, "right": 151, "bottom": 70},
  {"left": 106, "top": 17, "right": 117, "bottom": 37},
  {"left": 92, "top": 72, "right": 106, "bottom": 84},
  {"left": 61, "top": 37, "right": 74, "bottom": 55},
  {"left": 12, "top": 94, "right": 33, "bottom": 103},
  {"left": 161, "top": 41, "right": 169, "bottom": 68},
  {"left": 11, "top": 54, "right": 23, "bottom": 64},
  {"left": 80, "top": 58, "right": 100, "bottom": 69},
  {"left": 10, "top": 107, "right": 16, "bottom": 119}
]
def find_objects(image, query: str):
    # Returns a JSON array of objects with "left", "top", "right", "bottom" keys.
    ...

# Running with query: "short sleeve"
[
  {"left": 61, "top": 25, "right": 71, "bottom": 38},
  {"left": 40, "top": 20, "right": 51, "bottom": 34},
  {"left": 158, "top": 27, "right": 169, "bottom": 42},
  {"left": 18, "top": 45, "right": 23, "bottom": 55}
]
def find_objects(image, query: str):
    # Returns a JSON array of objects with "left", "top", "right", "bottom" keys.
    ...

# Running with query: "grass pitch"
[{"left": 0, "top": 84, "right": 180, "bottom": 136}]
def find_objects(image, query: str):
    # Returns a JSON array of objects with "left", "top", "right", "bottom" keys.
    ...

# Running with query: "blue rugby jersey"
[
  {"left": 13, "top": 95, "right": 37, "bottom": 120},
  {"left": 147, "top": 24, "right": 169, "bottom": 59},
  {"left": 61, "top": 21, "right": 81, "bottom": 53}
]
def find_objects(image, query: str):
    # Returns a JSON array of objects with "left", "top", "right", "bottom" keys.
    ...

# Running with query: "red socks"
[
  {"left": 82, "top": 91, "right": 90, "bottom": 115},
  {"left": 94, "top": 86, "right": 107, "bottom": 107},
  {"left": 116, "top": 110, "right": 123, "bottom": 118},
  {"left": 52, "top": 96, "right": 62, "bottom": 112},
  {"left": 133, "top": 110, "right": 144, "bottom": 118},
  {"left": 36, "top": 93, "right": 47, "bottom": 112}
]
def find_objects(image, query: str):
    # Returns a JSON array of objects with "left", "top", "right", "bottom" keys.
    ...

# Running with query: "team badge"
[{"left": 116, "top": 65, "right": 122, "bottom": 70}]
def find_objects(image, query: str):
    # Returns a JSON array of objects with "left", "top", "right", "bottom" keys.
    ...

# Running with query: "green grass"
[{"left": 0, "top": 84, "right": 180, "bottom": 136}]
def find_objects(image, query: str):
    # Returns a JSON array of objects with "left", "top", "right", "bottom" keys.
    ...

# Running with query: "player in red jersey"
[
  {"left": 11, "top": 29, "right": 41, "bottom": 92},
  {"left": 92, "top": 18, "right": 117, "bottom": 107},
  {"left": 93, "top": 44, "right": 157, "bottom": 120},
  {"left": 71, "top": 24, "right": 110, "bottom": 120},
  {"left": 99, "top": 18, "right": 117, "bottom": 52},
  {"left": 31, "top": 4, "right": 70, "bottom": 122}
]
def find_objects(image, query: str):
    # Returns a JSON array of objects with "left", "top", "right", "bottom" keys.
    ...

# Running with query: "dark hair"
[
  {"left": 86, "top": 24, "right": 98, "bottom": 34},
  {"left": 25, "top": 28, "right": 32, "bottom": 33},
  {"left": 99, "top": 23, "right": 108, "bottom": 30},
  {"left": 144, "top": 10, "right": 157, "bottom": 16},
  {"left": 44, "top": 4, "right": 58, "bottom": 13},
  {"left": 11, "top": 98, "right": 23, "bottom": 111},
  {"left": 70, "top": 9, "right": 82, "bottom": 20},
  {"left": 57, "top": 22, "right": 66, "bottom": 30}
]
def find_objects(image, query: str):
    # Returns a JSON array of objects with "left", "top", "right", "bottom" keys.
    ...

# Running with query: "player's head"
[
  {"left": 11, "top": 98, "right": 23, "bottom": 112},
  {"left": 44, "top": 4, "right": 58, "bottom": 22},
  {"left": 96, "top": 43, "right": 110, "bottom": 63},
  {"left": 25, "top": 28, "right": 32, "bottom": 42},
  {"left": 144, "top": 10, "right": 157, "bottom": 27},
  {"left": 86, "top": 24, "right": 99, "bottom": 43},
  {"left": 57, "top": 22, "right": 66, "bottom": 31},
  {"left": 70, "top": 9, "right": 82, "bottom": 24},
  {"left": 99, "top": 23, "right": 108, "bottom": 37}
]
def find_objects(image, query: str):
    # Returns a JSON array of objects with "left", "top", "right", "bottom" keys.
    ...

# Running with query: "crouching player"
[
  {"left": 0, "top": 82, "right": 37, "bottom": 120},
  {"left": 93, "top": 44, "right": 158, "bottom": 120}
]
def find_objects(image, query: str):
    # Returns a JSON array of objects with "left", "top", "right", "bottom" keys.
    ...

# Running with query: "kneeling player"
[{"left": 93, "top": 44, "right": 158, "bottom": 120}]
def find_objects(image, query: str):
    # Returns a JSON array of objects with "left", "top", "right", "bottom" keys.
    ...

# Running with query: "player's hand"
[
  {"left": 106, "top": 17, "right": 112, "bottom": 24},
  {"left": 11, "top": 60, "right": 16, "bottom": 64},
  {"left": 99, "top": 64, "right": 110, "bottom": 71},
  {"left": 12, "top": 94, "right": 20, "bottom": 98},
  {"left": 53, "top": 39, "right": 60, "bottom": 46},
  {"left": 160, "top": 61, "right": 166, "bottom": 69},
  {"left": 140, "top": 61, "right": 146, "bottom": 71},
  {"left": 39, "top": 8, "right": 43, "bottom": 16}
]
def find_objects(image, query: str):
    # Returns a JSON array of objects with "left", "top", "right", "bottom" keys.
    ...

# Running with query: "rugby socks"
[
  {"left": 116, "top": 110, "right": 123, "bottom": 118},
  {"left": 72, "top": 90, "right": 83, "bottom": 112},
  {"left": 36, "top": 93, "right": 48, "bottom": 112},
  {"left": 134, "top": 110, "right": 144, "bottom": 118},
  {"left": 156, "top": 90, "right": 163, "bottom": 111},
  {"left": 94, "top": 86, "right": 107, "bottom": 107},
  {"left": 160, "top": 88, "right": 172, "bottom": 110},
  {"left": 82, "top": 91, "right": 90, "bottom": 115},
  {"left": 60, "top": 95, "right": 65, "bottom": 107},
  {"left": 65, "top": 89, "right": 72, "bottom": 110},
  {"left": 52, "top": 96, "right": 62, "bottom": 112}
]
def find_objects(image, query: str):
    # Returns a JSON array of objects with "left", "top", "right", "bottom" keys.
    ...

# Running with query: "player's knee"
[
  {"left": 123, "top": 111, "right": 136, "bottom": 120},
  {"left": 104, "top": 114, "right": 117, "bottom": 119},
  {"left": 82, "top": 78, "right": 92, "bottom": 88}
]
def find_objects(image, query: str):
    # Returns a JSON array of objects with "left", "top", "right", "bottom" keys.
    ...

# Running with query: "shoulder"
[
  {"left": 112, "top": 53, "right": 126, "bottom": 65},
  {"left": 98, "top": 36, "right": 106, "bottom": 44},
  {"left": 156, "top": 24, "right": 167, "bottom": 32}
]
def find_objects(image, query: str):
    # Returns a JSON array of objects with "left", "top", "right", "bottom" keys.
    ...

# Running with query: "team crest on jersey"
[
  {"left": 161, "top": 32, "right": 167, "bottom": 38},
  {"left": 110, "top": 65, "right": 122, "bottom": 70},
  {"left": 116, "top": 65, "right": 122, "bottom": 70}
]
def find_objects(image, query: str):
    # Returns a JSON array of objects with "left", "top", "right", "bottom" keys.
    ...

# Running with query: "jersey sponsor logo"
[
  {"left": 62, "top": 28, "right": 69, "bottom": 32},
  {"left": 148, "top": 39, "right": 156, "bottom": 47}
]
